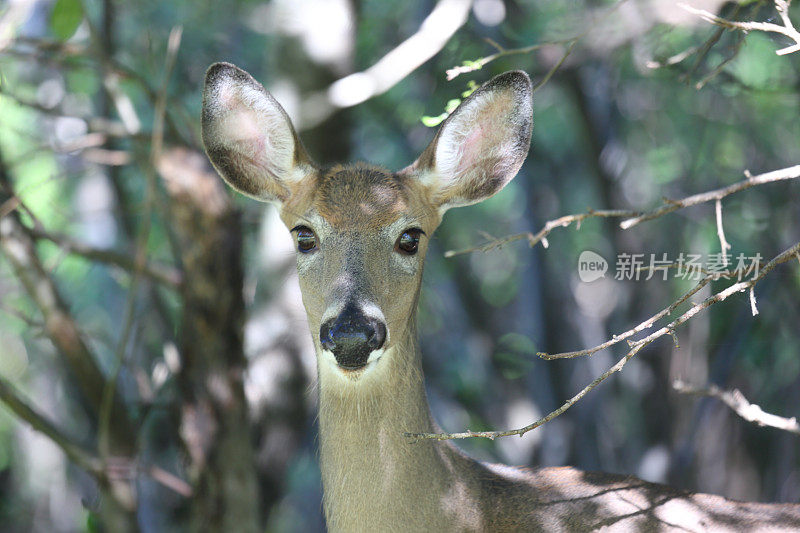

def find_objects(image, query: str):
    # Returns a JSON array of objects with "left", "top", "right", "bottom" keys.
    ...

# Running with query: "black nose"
[{"left": 320, "top": 304, "right": 387, "bottom": 369}]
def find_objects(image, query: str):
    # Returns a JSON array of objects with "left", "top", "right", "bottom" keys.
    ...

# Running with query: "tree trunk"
[{"left": 157, "top": 148, "right": 260, "bottom": 533}]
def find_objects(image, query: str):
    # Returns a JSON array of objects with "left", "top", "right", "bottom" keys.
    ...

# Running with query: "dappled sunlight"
[{"left": 1, "top": 0, "right": 799, "bottom": 530}]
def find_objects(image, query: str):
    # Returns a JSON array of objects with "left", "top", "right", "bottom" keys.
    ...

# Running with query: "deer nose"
[{"left": 320, "top": 304, "right": 387, "bottom": 369}]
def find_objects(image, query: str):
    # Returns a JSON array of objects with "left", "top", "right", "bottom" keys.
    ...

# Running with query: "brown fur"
[
  {"left": 315, "top": 164, "right": 413, "bottom": 230},
  {"left": 201, "top": 63, "right": 800, "bottom": 532}
]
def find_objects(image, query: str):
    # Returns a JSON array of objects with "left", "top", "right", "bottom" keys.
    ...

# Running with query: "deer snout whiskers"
[{"left": 319, "top": 302, "right": 387, "bottom": 371}]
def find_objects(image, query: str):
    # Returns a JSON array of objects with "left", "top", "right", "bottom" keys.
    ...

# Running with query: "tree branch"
[
  {"left": 98, "top": 24, "right": 182, "bottom": 461},
  {"left": 27, "top": 226, "right": 181, "bottom": 287},
  {"left": 619, "top": 164, "right": 800, "bottom": 228},
  {"left": 0, "top": 375, "right": 193, "bottom": 498},
  {"left": 673, "top": 380, "right": 800, "bottom": 435},
  {"left": 538, "top": 275, "right": 713, "bottom": 360},
  {"left": 0, "top": 375, "right": 102, "bottom": 474},
  {"left": 445, "top": 0, "right": 628, "bottom": 80},
  {"left": 408, "top": 240, "right": 800, "bottom": 441},
  {"left": 298, "top": 0, "right": 473, "bottom": 130},
  {"left": 445, "top": 209, "right": 639, "bottom": 257},
  {"left": 714, "top": 198, "right": 731, "bottom": 264},
  {"left": 0, "top": 151, "right": 135, "bottom": 453},
  {"left": 446, "top": 164, "right": 800, "bottom": 257},
  {"left": 681, "top": 0, "right": 800, "bottom": 56},
  {"left": 5, "top": 36, "right": 194, "bottom": 146}
]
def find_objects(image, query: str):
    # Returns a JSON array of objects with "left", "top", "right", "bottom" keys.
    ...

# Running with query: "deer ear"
[
  {"left": 406, "top": 71, "right": 532, "bottom": 212},
  {"left": 201, "top": 62, "right": 315, "bottom": 204}
]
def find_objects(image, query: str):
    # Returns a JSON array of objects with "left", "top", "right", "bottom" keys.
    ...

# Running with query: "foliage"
[{"left": 0, "top": 0, "right": 799, "bottom": 531}]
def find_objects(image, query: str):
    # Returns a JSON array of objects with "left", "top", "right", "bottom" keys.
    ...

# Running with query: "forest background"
[{"left": 0, "top": 0, "right": 799, "bottom": 531}]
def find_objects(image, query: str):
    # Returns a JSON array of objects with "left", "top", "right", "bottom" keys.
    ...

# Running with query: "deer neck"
[{"left": 317, "top": 324, "right": 480, "bottom": 531}]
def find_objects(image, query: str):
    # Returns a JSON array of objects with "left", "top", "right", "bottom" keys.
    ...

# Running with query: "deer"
[{"left": 201, "top": 62, "right": 800, "bottom": 532}]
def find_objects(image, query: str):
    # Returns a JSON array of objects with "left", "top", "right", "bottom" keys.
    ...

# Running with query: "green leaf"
[
  {"left": 421, "top": 81, "right": 483, "bottom": 127},
  {"left": 444, "top": 98, "right": 461, "bottom": 113},
  {"left": 50, "top": 0, "right": 84, "bottom": 41},
  {"left": 461, "top": 80, "right": 479, "bottom": 99},
  {"left": 421, "top": 113, "right": 447, "bottom": 127}
]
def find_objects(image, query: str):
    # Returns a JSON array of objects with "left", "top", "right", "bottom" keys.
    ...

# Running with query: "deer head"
[{"left": 202, "top": 62, "right": 532, "bottom": 384}]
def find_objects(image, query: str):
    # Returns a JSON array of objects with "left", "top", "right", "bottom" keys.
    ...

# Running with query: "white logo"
[{"left": 578, "top": 251, "right": 608, "bottom": 282}]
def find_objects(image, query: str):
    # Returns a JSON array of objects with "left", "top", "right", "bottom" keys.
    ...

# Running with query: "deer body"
[
  {"left": 201, "top": 63, "right": 800, "bottom": 532},
  {"left": 318, "top": 324, "right": 800, "bottom": 532}
]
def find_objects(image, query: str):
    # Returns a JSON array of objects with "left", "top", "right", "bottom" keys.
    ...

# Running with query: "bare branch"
[
  {"left": 447, "top": 165, "right": 800, "bottom": 257},
  {"left": 0, "top": 376, "right": 193, "bottom": 497},
  {"left": 145, "top": 465, "right": 193, "bottom": 498},
  {"left": 714, "top": 199, "right": 731, "bottom": 264},
  {"left": 445, "top": 0, "right": 628, "bottom": 81},
  {"left": 538, "top": 276, "right": 713, "bottom": 360},
  {"left": 681, "top": 2, "right": 747, "bottom": 82},
  {"left": 445, "top": 209, "right": 639, "bottom": 257},
  {"left": 693, "top": 32, "right": 746, "bottom": 89},
  {"left": 533, "top": 40, "right": 578, "bottom": 92},
  {"left": 99, "top": 25, "right": 183, "bottom": 460},
  {"left": 0, "top": 375, "right": 102, "bottom": 474},
  {"left": 0, "top": 154, "right": 134, "bottom": 451},
  {"left": 408, "top": 240, "right": 800, "bottom": 441},
  {"left": 681, "top": 0, "right": 800, "bottom": 56},
  {"left": 28, "top": 226, "right": 182, "bottom": 287},
  {"left": 749, "top": 286, "right": 759, "bottom": 315},
  {"left": 0, "top": 75, "right": 152, "bottom": 142},
  {"left": 445, "top": 38, "right": 576, "bottom": 82},
  {"left": 6, "top": 37, "right": 194, "bottom": 146},
  {"left": 674, "top": 380, "right": 800, "bottom": 435},
  {"left": 407, "top": 342, "right": 648, "bottom": 441},
  {"left": 299, "top": 0, "right": 473, "bottom": 130},
  {"left": 646, "top": 44, "right": 701, "bottom": 69},
  {"left": 620, "top": 164, "right": 800, "bottom": 229}
]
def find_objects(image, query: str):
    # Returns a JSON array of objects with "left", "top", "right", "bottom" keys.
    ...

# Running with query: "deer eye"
[
  {"left": 291, "top": 225, "right": 317, "bottom": 253},
  {"left": 395, "top": 228, "right": 423, "bottom": 255}
]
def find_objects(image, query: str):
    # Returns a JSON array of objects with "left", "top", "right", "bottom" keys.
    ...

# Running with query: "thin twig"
[
  {"left": 674, "top": 380, "right": 800, "bottom": 435},
  {"left": 445, "top": 209, "right": 639, "bottom": 257},
  {"left": 0, "top": 155, "right": 132, "bottom": 446},
  {"left": 694, "top": 32, "right": 746, "bottom": 89},
  {"left": 0, "top": 376, "right": 193, "bottom": 496},
  {"left": 98, "top": 25, "right": 182, "bottom": 459},
  {"left": 408, "top": 240, "right": 800, "bottom": 441},
  {"left": 445, "top": 0, "right": 629, "bottom": 80},
  {"left": 28, "top": 227, "right": 181, "bottom": 287},
  {"left": 0, "top": 375, "right": 102, "bottom": 474},
  {"left": 620, "top": 164, "right": 800, "bottom": 229},
  {"left": 681, "top": 0, "right": 800, "bottom": 56},
  {"left": 0, "top": 303, "right": 45, "bottom": 330},
  {"left": 7, "top": 37, "right": 193, "bottom": 145},
  {"left": 538, "top": 276, "right": 713, "bottom": 360},
  {"left": 680, "top": 2, "right": 747, "bottom": 82},
  {"left": 445, "top": 38, "right": 577, "bottom": 81},
  {"left": 646, "top": 44, "right": 701, "bottom": 69},
  {"left": 0, "top": 89, "right": 142, "bottom": 143},
  {"left": 533, "top": 40, "right": 578, "bottom": 92},
  {"left": 145, "top": 465, "right": 193, "bottom": 497},
  {"left": 447, "top": 165, "right": 799, "bottom": 257},
  {"left": 749, "top": 286, "right": 759, "bottom": 316},
  {"left": 407, "top": 342, "right": 647, "bottom": 441},
  {"left": 714, "top": 199, "right": 731, "bottom": 264}
]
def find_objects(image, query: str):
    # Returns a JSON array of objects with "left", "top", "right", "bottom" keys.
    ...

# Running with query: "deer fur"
[{"left": 202, "top": 62, "right": 800, "bottom": 532}]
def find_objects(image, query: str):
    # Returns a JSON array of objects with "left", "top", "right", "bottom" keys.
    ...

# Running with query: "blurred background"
[{"left": 0, "top": 0, "right": 799, "bottom": 531}]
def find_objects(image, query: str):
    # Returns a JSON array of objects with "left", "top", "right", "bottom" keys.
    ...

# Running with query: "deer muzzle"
[{"left": 319, "top": 302, "right": 387, "bottom": 369}]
